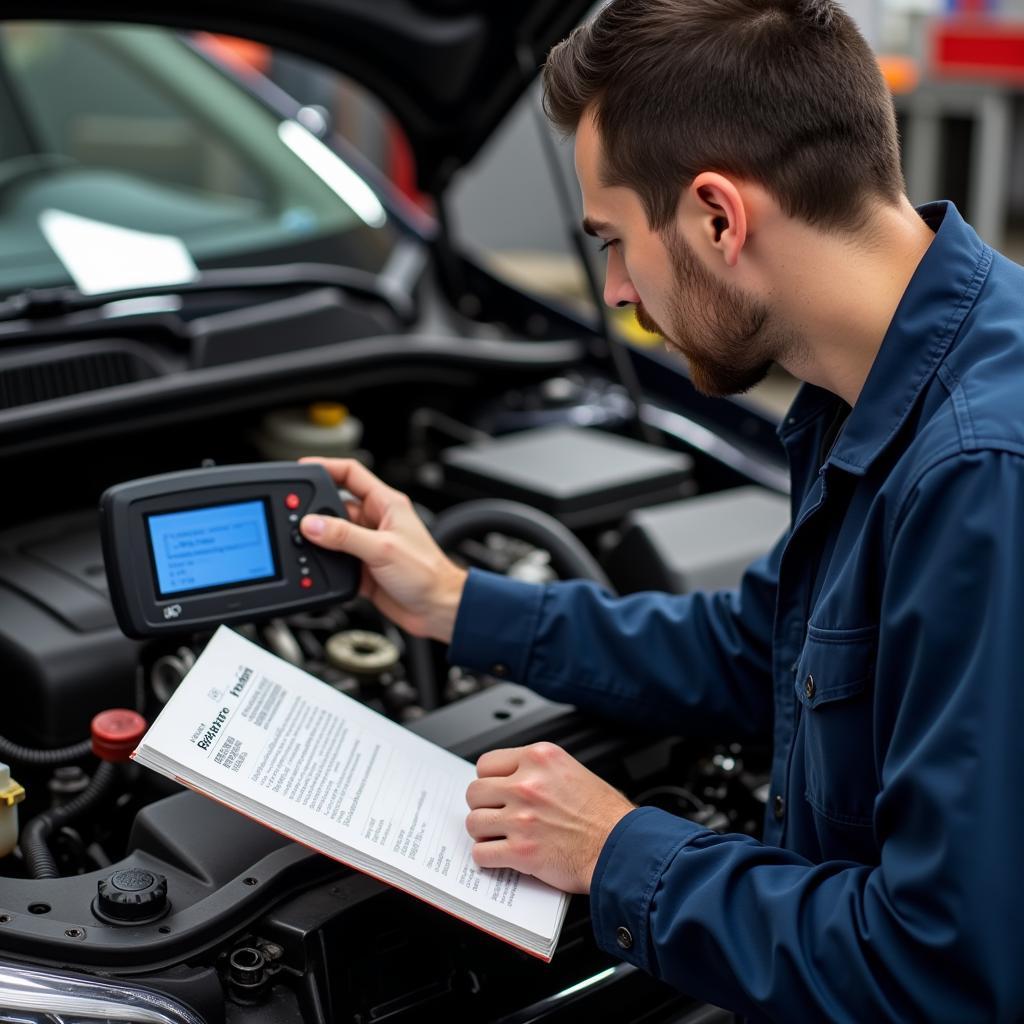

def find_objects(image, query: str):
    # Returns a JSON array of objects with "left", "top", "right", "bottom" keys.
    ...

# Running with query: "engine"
[{"left": 0, "top": 376, "right": 785, "bottom": 1023}]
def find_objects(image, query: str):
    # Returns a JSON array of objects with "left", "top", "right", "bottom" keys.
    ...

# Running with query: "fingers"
[
  {"left": 474, "top": 744, "right": 567, "bottom": 782},
  {"left": 299, "top": 457, "right": 378, "bottom": 496},
  {"left": 470, "top": 838, "right": 519, "bottom": 871},
  {"left": 466, "top": 777, "right": 506, "bottom": 809},
  {"left": 465, "top": 743, "right": 629, "bottom": 892},
  {"left": 300, "top": 457, "right": 397, "bottom": 510},
  {"left": 301, "top": 456, "right": 416, "bottom": 529},
  {"left": 476, "top": 748, "right": 524, "bottom": 779},
  {"left": 465, "top": 807, "right": 504, "bottom": 840},
  {"left": 299, "top": 512, "right": 390, "bottom": 564}
]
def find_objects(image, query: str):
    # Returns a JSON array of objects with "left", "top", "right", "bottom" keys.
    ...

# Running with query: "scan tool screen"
[{"left": 146, "top": 499, "right": 278, "bottom": 597}]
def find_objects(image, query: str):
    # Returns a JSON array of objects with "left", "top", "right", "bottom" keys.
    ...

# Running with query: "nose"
[{"left": 602, "top": 246, "right": 640, "bottom": 309}]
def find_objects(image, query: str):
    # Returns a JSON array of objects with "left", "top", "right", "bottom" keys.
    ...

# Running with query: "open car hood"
[{"left": 7, "top": 0, "right": 595, "bottom": 192}]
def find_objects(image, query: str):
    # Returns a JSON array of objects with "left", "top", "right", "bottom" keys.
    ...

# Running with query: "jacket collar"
[{"left": 778, "top": 202, "right": 992, "bottom": 476}]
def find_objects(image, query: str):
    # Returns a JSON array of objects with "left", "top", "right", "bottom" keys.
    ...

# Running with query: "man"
[{"left": 298, "top": 0, "right": 1024, "bottom": 1018}]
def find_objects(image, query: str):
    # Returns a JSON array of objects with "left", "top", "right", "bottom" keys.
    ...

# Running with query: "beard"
[{"left": 636, "top": 228, "right": 793, "bottom": 397}]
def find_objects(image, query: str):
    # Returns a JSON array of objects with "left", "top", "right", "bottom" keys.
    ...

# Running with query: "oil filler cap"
[
  {"left": 94, "top": 868, "right": 168, "bottom": 924},
  {"left": 91, "top": 709, "right": 147, "bottom": 763}
]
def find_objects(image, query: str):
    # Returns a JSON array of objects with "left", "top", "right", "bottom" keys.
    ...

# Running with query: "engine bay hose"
[
  {"left": 0, "top": 734, "right": 92, "bottom": 767},
  {"left": 431, "top": 500, "right": 614, "bottom": 591},
  {"left": 20, "top": 761, "right": 118, "bottom": 879}
]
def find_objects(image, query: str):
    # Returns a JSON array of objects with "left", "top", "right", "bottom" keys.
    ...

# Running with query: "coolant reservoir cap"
[
  {"left": 95, "top": 869, "right": 168, "bottom": 924},
  {"left": 308, "top": 401, "right": 348, "bottom": 427},
  {"left": 91, "top": 709, "right": 147, "bottom": 763}
]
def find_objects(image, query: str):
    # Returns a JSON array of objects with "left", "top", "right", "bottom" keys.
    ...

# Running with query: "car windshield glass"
[{"left": 0, "top": 22, "right": 396, "bottom": 296}]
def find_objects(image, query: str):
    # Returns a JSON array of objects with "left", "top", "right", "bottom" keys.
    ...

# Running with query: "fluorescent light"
[{"left": 278, "top": 120, "right": 387, "bottom": 229}]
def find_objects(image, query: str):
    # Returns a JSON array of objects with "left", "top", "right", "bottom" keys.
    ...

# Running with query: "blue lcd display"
[{"left": 147, "top": 500, "right": 277, "bottom": 596}]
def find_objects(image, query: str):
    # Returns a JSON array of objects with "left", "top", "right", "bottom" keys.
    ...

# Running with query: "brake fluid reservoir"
[
  {"left": 254, "top": 403, "right": 363, "bottom": 462},
  {"left": 0, "top": 763, "right": 25, "bottom": 857}
]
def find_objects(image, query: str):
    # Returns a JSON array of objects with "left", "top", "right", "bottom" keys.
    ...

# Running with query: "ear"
[{"left": 686, "top": 172, "right": 748, "bottom": 269}]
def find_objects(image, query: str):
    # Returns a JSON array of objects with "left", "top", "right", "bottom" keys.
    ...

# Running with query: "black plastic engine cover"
[
  {"left": 441, "top": 426, "right": 696, "bottom": 529},
  {"left": 0, "top": 511, "right": 139, "bottom": 745}
]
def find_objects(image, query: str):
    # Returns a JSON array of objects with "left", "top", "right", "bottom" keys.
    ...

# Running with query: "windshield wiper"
[{"left": 0, "top": 262, "right": 415, "bottom": 326}]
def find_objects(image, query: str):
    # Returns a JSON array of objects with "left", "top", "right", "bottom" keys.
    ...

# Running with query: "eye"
[{"left": 598, "top": 239, "right": 618, "bottom": 253}]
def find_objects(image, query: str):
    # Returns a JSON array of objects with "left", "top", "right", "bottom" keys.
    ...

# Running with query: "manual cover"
[{"left": 131, "top": 625, "right": 569, "bottom": 960}]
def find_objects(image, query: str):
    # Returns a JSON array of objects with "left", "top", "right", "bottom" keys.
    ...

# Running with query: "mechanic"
[{"left": 298, "top": 0, "right": 1024, "bottom": 1019}]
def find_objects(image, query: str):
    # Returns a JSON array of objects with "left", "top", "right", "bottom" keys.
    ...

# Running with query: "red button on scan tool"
[
  {"left": 285, "top": 493, "right": 301, "bottom": 510},
  {"left": 301, "top": 577, "right": 314, "bottom": 589},
  {"left": 92, "top": 709, "right": 148, "bottom": 763}
]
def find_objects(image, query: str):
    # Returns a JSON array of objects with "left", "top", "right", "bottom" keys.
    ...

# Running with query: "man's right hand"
[{"left": 297, "top": 457, "right": 468, "bottom": 644}]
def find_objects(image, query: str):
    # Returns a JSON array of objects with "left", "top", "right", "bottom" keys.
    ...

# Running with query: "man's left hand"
[{"left": 465, "top": 742, "right": 635, "bottom": 893}]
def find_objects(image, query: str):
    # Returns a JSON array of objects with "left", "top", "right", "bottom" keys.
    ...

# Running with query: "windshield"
[{"left": 0, "top": 22, "right": 396, "bottom": 296}]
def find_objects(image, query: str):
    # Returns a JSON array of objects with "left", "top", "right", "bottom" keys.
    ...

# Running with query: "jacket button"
[
  {"left": 616, "top": 926, "right": 633, "bottom": 950},
  {"left": 804, "top": 674, "right": 816, "bottom": 700},
  {"left": 773, "top": 794, "right": 785, "bottom": 820}
]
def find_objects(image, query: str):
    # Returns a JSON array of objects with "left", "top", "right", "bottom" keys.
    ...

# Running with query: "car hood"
[{"left": 8, "top": 0, "right": 595, "bottom": 192}]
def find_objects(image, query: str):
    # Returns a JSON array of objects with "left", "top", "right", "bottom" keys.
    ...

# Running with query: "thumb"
[{"left": 300, "top": 513, "right": 387, "bottom": 564}]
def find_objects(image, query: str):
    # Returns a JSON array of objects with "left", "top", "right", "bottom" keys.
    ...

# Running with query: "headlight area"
[{"left": 0, "top": 960, "right": 205, "bottom": 1023}]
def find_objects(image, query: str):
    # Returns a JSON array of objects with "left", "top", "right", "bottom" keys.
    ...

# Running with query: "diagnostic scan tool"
[{"left": 101, "top": 463, "right": 360, "bottom": 639}]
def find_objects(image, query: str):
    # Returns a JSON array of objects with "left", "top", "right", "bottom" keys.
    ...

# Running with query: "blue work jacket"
[{"left": 449, "top": 202, "right": 1024, "bottom": 1021}]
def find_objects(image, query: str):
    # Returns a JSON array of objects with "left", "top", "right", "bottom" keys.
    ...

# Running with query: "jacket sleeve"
[
  {"left": 448, "top": 529, "right": 783, "bottom": 738},
  {"left": 588, "top": 450, "right": 1024, "bottom": 1022}
]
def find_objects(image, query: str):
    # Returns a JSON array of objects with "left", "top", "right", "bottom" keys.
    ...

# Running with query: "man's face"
[{"left": 575, "top": 115, "right": 782, "bottom": 397}]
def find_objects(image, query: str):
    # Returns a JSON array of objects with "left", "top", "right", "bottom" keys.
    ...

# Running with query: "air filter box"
[{"left": 441, "top": 426, "right": 694, "bottom": 529}]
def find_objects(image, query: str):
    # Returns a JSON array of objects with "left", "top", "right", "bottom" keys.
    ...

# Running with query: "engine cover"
[{"left": 0, "top": 511, "right": 138, "bottom": 745}]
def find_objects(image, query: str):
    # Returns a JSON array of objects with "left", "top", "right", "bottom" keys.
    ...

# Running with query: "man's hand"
[
  {"left": 465, "top": 742, "right": 635, "bottom": 894},
  {"left": 298, "top": 457, "right": 467, "bottom": 643}
]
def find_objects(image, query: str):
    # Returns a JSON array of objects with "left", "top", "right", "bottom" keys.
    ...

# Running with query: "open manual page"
[{"left": 132, "top": 625, "right": 570, "bottom": 960}]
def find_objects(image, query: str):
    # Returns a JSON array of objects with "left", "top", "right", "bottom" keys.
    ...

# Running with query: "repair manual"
[{"left": 132, "top": 625, "right": 570, "bottom": 960}]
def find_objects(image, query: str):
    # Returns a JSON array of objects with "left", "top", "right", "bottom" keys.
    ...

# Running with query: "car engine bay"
[{"left": 0, "top": 268, "right": 790, "bottom": 1021}]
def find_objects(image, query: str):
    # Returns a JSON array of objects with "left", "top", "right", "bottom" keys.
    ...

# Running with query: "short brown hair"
[{"left": 543, "top": 0, "right": 904, "bottom": 232}]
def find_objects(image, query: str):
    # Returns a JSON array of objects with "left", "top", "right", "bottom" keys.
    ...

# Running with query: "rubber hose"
[
  {"left": 20, "top": 761, "right": 118, "bottom": 879},
  {"left": 0, "top": 734, "right": 92, "bottom": 767},
  {"left": 431, "top": 500, "right": 614, "bottom": 591}
]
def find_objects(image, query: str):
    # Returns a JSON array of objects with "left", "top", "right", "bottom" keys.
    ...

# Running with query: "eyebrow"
[{"left": 582, "top": 217, "right": 613, "bottom": 238}]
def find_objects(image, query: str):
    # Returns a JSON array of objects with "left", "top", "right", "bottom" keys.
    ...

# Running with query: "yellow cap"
[
  {"left": 0, "top": 779, "right": 25, "bottom": 808},
  {"left": 308, "top": 402, "right": 348, "bottom": 428}
]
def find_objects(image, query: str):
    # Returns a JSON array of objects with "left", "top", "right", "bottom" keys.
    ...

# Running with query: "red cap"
[{"left": 91, "top": 709, "right": 148, "bottom": 763}]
